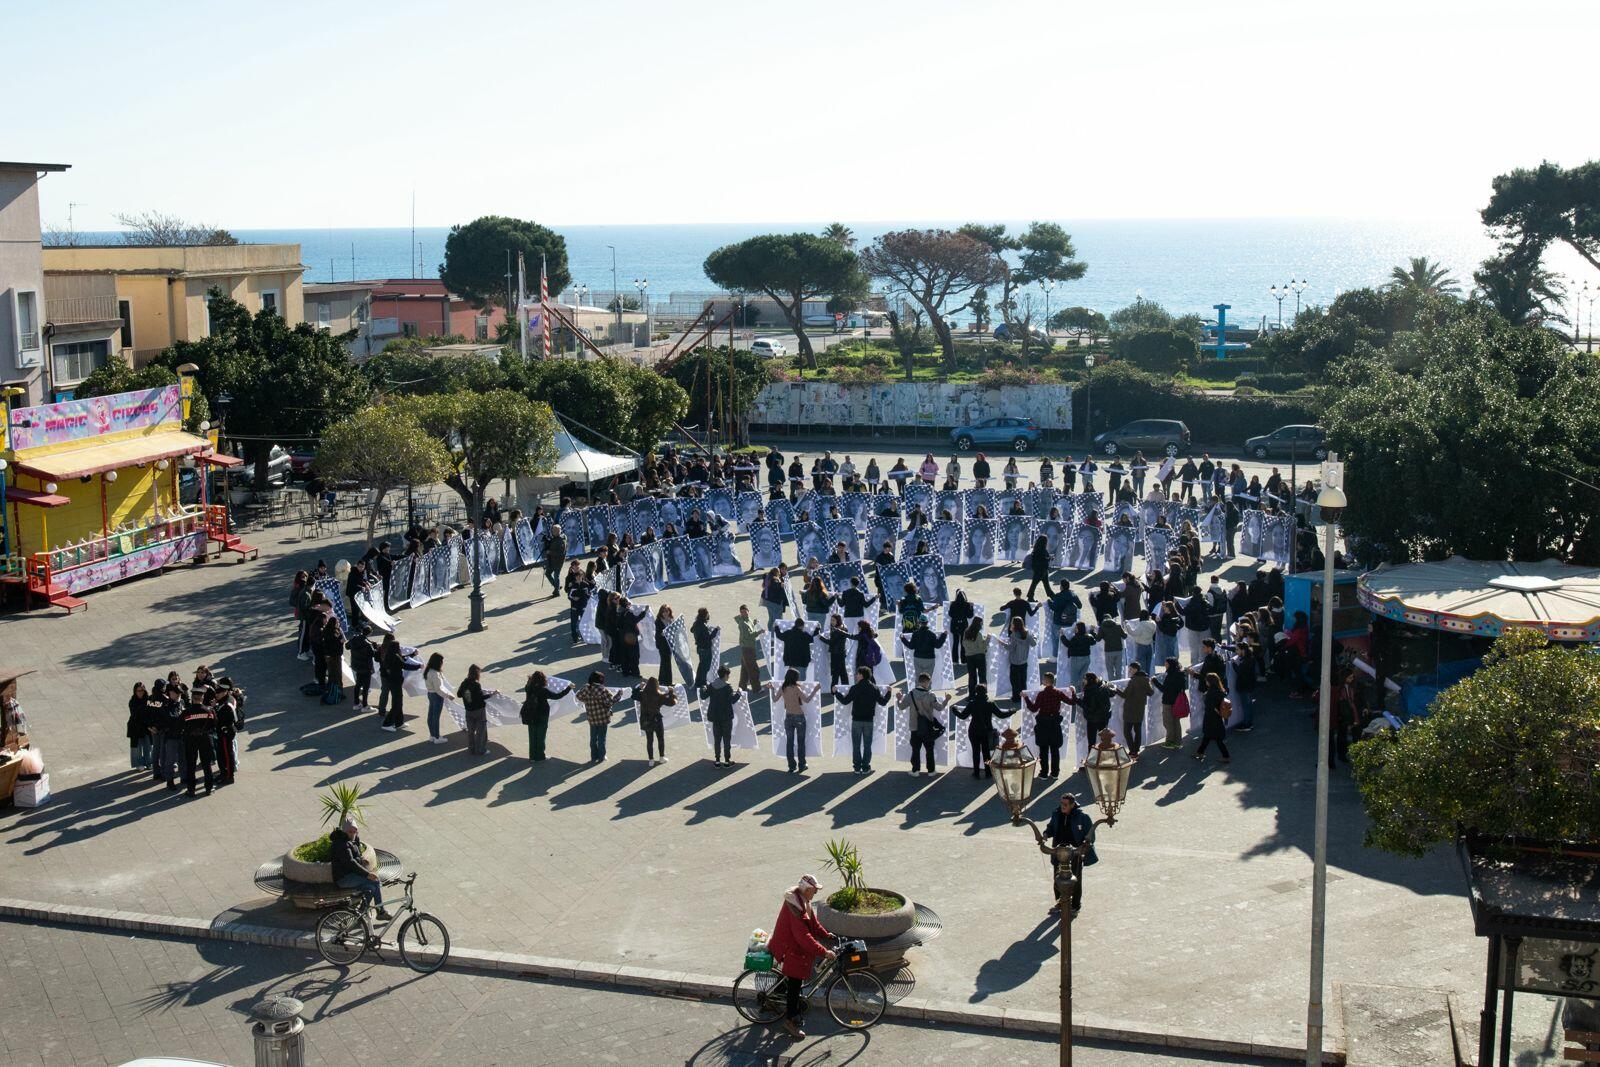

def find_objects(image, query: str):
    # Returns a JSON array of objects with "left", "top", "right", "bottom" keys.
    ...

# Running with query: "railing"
[
  {"left": 30, "top": 505, "right": 209, "bottom": 578},
  {"left": 46, "top": 295, "right": 119, "bottom": 324}
]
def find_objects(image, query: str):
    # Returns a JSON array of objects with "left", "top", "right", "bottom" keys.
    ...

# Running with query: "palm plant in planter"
[
  {"left": 280, "top": 782, "right": 375, "bottom": 886},
  {"left": 813, "top": 838, "right": 917, "bottom": 938}
]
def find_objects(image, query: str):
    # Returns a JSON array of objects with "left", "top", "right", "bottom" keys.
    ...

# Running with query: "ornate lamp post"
[
  {"left": 1082, "top": 353, "right": 1096, "bottom": 448},
  {"left": 1270, "top": 284, "right": 1286, "bottom": 326},
  {"left": 989, "top": 727, "right": 1133, "bottom": 1066},
  {"left": 633, "top": 277, "right": 650, "bottom": 342},
  {"left": 1292, "top": 279, "right": 1308, "bottom": 320}
]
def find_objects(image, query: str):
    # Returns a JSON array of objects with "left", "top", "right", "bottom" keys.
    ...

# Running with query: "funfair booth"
[
  {"left": 1, "top": 381, "right": 255, "bottom": 611},
  {"left": 1357, "top": 557, "right": 1600, "bottom": 715}
]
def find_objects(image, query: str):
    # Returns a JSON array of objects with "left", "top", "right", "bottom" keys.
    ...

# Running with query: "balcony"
[{"left": 46, "top": 294, "right": 119, "bottom": 325}]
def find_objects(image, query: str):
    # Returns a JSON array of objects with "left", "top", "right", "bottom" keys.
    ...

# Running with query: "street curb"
[{"left": 0, "top": 897, "right": 1341, "bottom": 1063}]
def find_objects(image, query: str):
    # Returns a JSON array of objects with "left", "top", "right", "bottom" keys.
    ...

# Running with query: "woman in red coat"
[{"left": 765, "top": 874, "right": 835, "bottom": 1040}]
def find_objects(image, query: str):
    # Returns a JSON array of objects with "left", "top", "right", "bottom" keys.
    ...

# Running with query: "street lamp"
[
  {"left": 1082, "top": 353, "right": 1096, "bottom": 447},
  {"left": 634, "top": 277, "right": 650, "bottom": 342},
  {"left": 988, "top": 727, "right": 1132, "bottom": 1067},
  {"left": 1270, "top": 284, "right": 1286, "bottom": 326},
  {"left": 608, "top": 245, "right": 621, "bottom": 336},
  {"left": 1582, "top": 280, "right": 1593, "bottom": 353},
  {"left": 1042, "top": 279, "right": 1057, "bottom": 341},
  {"left": 1304, "top": 456, "right": 1346, "bottom": 1067},
  {"left": 1292, "top": 279, "right": 1308, "bottom": 320}
]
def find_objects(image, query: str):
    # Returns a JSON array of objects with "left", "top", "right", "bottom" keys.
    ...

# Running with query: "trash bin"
[{"left": 250, "top": 995, "right": 306, "bottom": 1067}]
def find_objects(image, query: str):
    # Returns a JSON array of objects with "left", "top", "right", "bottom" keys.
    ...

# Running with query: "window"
[
  {"left": 475, "top": 314, "right": 489, "bottom": 341},
  {"left": 260, "top": 289, "right": 280, "bottom": 317},
  {"left": 316, "top": 302, "right": 332, "bottom": 328},
  {"left": 52, "top": 339, "right": 109, "bottom": 384},
  {"left": 15, "top": 291, "right": 39, "bottom": 351},
  {"left": 118, "top": 299, "right": 134, "bottom": 349},
  {"left": 205, "top": 292, "right": 219, "bottom": 337},
  {"left": 401, "top": 321, "right": 418, "bottom": 338}
]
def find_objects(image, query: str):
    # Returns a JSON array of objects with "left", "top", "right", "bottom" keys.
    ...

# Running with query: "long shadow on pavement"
[{"left": 683, "top": 768, "right": 792, "bottom": 825}]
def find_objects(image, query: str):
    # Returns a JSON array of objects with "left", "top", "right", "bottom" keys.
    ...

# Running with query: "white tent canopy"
[{"left": 519, "top": 422, "right": 636, "bottom": 497}]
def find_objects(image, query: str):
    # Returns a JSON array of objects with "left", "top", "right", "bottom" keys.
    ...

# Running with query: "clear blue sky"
[{"left": 6, "top": 0, "right": 1596, "bottom": 230}]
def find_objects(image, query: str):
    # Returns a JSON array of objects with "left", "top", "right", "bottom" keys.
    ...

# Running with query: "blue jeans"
[
  {"left": 851, "top": 719, "right": 874, "bottom": 771},
  {"left": 427, "top": 693, "right": 444, "bottom": 739},
  {"left": 1234, "top": 689, "right": 1254, "bottom": 728},
  {"left": 589, "top": 722, "right": 608, "bottom": 761},
  {"left": 1067, "top": 655, "right": 1090, "bottom": 691},
  {"left": 1133, "top": 643, "right": 1153, "bottom": 675},
  {"left": 131, "top": 734, "right": 153, "bottom": 769},
  {"left": 336, "top": 871, "right": 383, "bottom": 910},
  {"left": 785, "top": 715, "right": 807, "bottom": 771}
]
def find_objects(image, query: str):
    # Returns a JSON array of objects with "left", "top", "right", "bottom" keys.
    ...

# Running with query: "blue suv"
[{"left": 950, "top": 416, "right": 1043, "bottom": 453}]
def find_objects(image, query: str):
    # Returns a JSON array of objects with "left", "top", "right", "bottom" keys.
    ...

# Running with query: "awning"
[
  {"left": 199, "top": 453, "right": 243, "bottom": 467},
  {"left": 13, "top": 430, "right": 212, "bottom": 480},
  {"left": 4, "top": 487, "right": 69, "bottom": 507}
]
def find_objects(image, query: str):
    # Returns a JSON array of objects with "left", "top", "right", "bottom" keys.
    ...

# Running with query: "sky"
[{"left": 6, "top": 0, "right": 1597, "bottom": 231}]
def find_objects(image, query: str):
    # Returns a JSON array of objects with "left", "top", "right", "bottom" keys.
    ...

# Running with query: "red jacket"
[{"left": 767, "top": 893, "right": 832, "bottom": 979}]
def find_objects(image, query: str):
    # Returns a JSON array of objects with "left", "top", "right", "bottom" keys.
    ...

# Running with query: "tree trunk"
[
  {"left": 249, "top": 440, "right": 270, "bottom": 493},
  {"left": 930, "top": 314, "right": 955, "bottom": 369},
  {"left": 365, "top": 487, "right": 386, "bottom": 547}
]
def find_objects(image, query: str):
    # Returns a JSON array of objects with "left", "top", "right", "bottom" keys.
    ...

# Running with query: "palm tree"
[
  {"left": 1388, "top": 256, "right": 1461, "bottom": 297},
  {"left": 822, "top": 222, "right": 856, "bottom": 250},
  {"left": 1473, "top": 246, "right": 1568, "bottom": 329}
]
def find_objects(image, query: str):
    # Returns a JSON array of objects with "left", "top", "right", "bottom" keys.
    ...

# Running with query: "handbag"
[{"left": 1173, "top": 691, "right": 1190, "bottom": 720}]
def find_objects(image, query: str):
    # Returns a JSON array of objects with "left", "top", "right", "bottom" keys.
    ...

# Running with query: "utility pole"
[
  {"left": 1306, "top": 456, "right": 1344, "bottom": 1067},
  {"left": 608, "top": 245, "right": 621, "bottom": 337}
]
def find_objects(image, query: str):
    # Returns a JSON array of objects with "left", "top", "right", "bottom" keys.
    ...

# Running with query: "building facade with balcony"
[
  {"left": 0, "top": 161, "right": 70, "bottom": 406},
  {"left": 304, "top": 280, "right": 378, "bottom": 357},
  {"left": 42, "top": 243, "right": 306, "bottom": 367},
  {"left": 366, "top": 279, "right": 507, "bottom": 352},
  {"left": 41, "top": 272, "right": 122, "bottom": 400}
]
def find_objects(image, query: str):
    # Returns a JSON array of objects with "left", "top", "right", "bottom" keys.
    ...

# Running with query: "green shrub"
[
  {"left": 1080, "top": 361, "right": 1321, "bottom": 443},
  {"left": 292, "top": 835, "right": 332, "bottom": 862},
  {"left": 1112, "top": 327, "right": 1197, "bottom": 375}
]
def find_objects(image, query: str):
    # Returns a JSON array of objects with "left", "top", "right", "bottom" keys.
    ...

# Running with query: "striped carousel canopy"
[{"left": 1357, "top": 557, "right": 1600, "bottom": 643}]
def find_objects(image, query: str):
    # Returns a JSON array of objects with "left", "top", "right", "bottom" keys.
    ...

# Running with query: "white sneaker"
[
  {"left": 296, "top": 653, "right": 310, "bottom": 661},
  {"left": 381, "top": 725, "right": 398, "bottom": 733},
  {"left": 659, "top": 756, "right": 668, "bottom": 763},
  {"left": 430, "top": 736, "right": 447, "bottom": 745}
]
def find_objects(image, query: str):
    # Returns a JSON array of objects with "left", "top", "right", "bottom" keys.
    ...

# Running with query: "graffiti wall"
[{"left": 752, "top": 382, "right": 1073, "bottom": 430}]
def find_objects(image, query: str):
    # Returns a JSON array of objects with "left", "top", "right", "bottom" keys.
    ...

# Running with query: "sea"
[{"left": 76, "top": 218, "right": 1583, "bottom": 328}]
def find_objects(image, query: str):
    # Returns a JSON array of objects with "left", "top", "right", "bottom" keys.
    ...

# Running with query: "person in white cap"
[{"left": 765, "top": 874, "right": 836, "bottom": 1040}]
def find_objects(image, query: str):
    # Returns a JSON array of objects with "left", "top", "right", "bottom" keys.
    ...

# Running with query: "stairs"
[
  {"left": 208, "top": 531, "right": 259, "bottom": 562},
  {"left": 23, "top": 574, "right": 86, "bottom": 614}
]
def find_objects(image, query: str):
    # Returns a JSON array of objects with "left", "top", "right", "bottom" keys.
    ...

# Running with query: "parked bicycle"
[
  {"left": 315, "top": 872, "right": 450, "bottom": 974},
  {"left": 732, "top": 936, "right": 887, "bottom": 1030}
]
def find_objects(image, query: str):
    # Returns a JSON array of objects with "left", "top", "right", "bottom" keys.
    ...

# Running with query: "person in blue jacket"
[{"left": 1044, "top": 792, "right": 1097, "bottom": 915}]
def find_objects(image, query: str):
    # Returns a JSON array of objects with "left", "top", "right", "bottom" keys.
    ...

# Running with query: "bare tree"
[
  {"left": 859, "top": 229, "right": 1004, "bottom": 368},
  {"left": 115, "top": 211, "right": 238, "bottom": 247},
  {"left": 42, "top": 225, "right": 80, "bottom": 247}
]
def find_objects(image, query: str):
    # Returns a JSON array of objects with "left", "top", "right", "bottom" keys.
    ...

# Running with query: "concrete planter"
[
  {"left": 280, "top": 841, "right": 373, "bottom": 885},
  {"left": 814, "top": 889, "right": 915, "bottom": 939}
]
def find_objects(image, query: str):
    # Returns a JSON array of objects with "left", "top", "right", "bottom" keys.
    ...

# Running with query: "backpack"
[
  {"left": 1173, "top": 691, "right": 1191, "bottom": 720},
  {"left": 861, "top": 638, "right": 882, "bottom": 668}
]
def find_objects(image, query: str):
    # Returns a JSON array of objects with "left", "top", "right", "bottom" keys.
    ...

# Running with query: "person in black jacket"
[
  {"left": 1025, "top": 536, "right": 1055, "bottom": 601},
  {"left": 347, "top": 624, "right": 376, "bottom": 710},
  {"left": 1194, "top": 672, "right": 1230, "bottom": 763},
  {"left": 840, "top": 577, "right": 872, "bottom": 620},
  {"left": 1079, "top": 673, "right": 1113, "bottom": 743},
  {"left": 458, "top": 665, "right": 494, "bottom": 756},
  {"left": 154, "top": 684, "right": 185, "bottom": 788},
  {"left": 127, "top": 682, "right": 156, "bottom": 770},
  {"left": 777, "top": 620, "right": 819, "bottom": 674},
  {"left": 834, "top": 667, "right": 892, "bottom": 773},
  {"left": 705, "top": 666, "right": 738, "bottom": 766},
  {"left": 330, "top": 820, "right": 390, "bottom": 920},
  {"left": 377, "top": 636, "right": 405, "bottom": 730},
  {"left": 825, "top": 616, "right": 852, "bottom": 689},
  {"left": 953, "top": 684, "right": 1011, "bottom": 778},
  {"left": 905, "top": 618, "right": 947, "bottom": 683},
  {"left": 521, "top": 670, "right": 563, "bottom": 761},
  {"left": 1045, "top": 792, "right": 1097, "bottom": 914},
  {"left": 1156, "top": 657, "right": 1188, "bottom": 747},
  {"left": 691, "top": 608, "right": 719, "bottom": 691},
  {"left": 947, "top": 592, "right": 975, "bottom": 666},
  {"left": 180, "top": 690, "right": 217, "bottom": 797},
  {"left": 1003, "top": 588, "right": 1038, "bottom": 621}
]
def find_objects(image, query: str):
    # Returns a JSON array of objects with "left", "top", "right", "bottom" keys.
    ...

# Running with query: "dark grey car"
[
  {"left": 1244, "top": 424, "right": 1327, "bottom": 460},
  {"left": 1093, "top": 419, "right": 1191, "bottom": 457}
]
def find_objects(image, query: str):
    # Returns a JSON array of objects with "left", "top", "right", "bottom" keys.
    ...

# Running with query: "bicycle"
[
  {"left": 314, "top": 873, "right": 451, "bottom": 974},
  {"left": 732, "top": 937, "right": 887, "bottom": 1030}
]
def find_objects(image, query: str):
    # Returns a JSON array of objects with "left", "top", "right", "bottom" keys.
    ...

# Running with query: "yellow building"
[{"left": 42, "top": 244, "right": 305, "bottom": 367}]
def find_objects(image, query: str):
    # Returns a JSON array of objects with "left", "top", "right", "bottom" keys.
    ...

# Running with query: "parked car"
[
  {"left": 950, "top": 416, "right": 1044, "bottom": 453},
  {"left": 750, "top": 338, "right": 786, "bottom": 358},
  {"left": 992, "top": 323, "right": 1052, "bottom": 345},
  {"left": 1093, "top": 419, "right": 1191, "bottom": 457},
  {"left": 289, "top": 449, "right": 317, "bottom": 481},
  {"left": 1244, "top": 424, "right": 1327, "bottom": 461},
  {"left": 228, "top": 445, "right": 292, "bottom": 488}
]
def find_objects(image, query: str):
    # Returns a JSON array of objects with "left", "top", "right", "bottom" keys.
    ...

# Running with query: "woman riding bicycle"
[{"left": 766, "top": 874, "right": 835, "bottom": 1040}]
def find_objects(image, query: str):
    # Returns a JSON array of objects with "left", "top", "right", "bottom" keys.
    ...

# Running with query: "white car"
[{"left": 750, "top": 338, "right": 786, "bottom": 358}]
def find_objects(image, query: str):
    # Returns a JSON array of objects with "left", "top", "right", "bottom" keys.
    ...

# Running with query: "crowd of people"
[{"left": 125, "top": 666, "right": 247, "bottom": 796}]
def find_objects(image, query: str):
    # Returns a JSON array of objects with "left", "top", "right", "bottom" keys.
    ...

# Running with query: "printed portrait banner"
[
  {"left": 769, "top": 682, "right": 825, "bottom": 760},
  {"left": 657, "top": 497, "right": 684, "bottom": 531},
  {"left": 627, "top": 543, "right": 666, "bottom": 596},
  {"left": 385, "top": 554, "right": 415, "bottom": 610},
  {"left": 749, "top": 521, "right": 782, "bottom": 571},
  {"left": 903, "top": 482, "right": 934, "bottom": 514},
  {"left": 936, "top": 489, "right": 965, "bottom": 522},
  {"left": 894, "top": 690, "right": 951, "bottom": 767},
  {"left": 630, "top": 496, "right": 660, "bottom": 533},
  {"left": 585, "top": 506, "right": 615, "bottom": 549},
  {"left": 1104, "top": 523, "right": 1137, "bottom": 575},
  {"left": 994, "top": 489, "right": 1022, "bottom": 518},
  {"left": 1036, "top": 518, "right": 1068, "bottom": 567},
  {"left": 1200, "top": 504, "right": 1225, "bottom": 545},
  {"left": 1261, "top": 513, "right": 1295, "bottom": 564},
  {"left": 965, "top": 487, "right": 996, "bottom": 519},
  {"left": 821, "top": 518, "right": 860, "bottom": 561},
  {"left": 792, "top": 521, "right": 824, "bottom": 568},
  {"left": 964, "top": 518, "right": 997, "bottom": 566},
  {"left": 831, "top": 689, "right": 890, "bottom": 757},
  {"left": 820, "top": 561, "right": 867, "bottom": 603},
  {"left": 841, "top": 491, "right": 872, "bottom": 530},
  {"left": 736, "top": 491, "right": 764, "bottom": 528},
  {"left": 354, "top": 581, "right": 398, "bottom": 634},
  {"left": 881, "top": 554, "right": 948, "bottom": 607},
  {"left": 558, "top": 509, "right": 588, "bottom": 555},
  {"left": 705, "top": 487, "right": 736, "bottom": 525},
  {"left": 1239, "top": 509, "right": 1264, "bottom": 557},
  {"left": 1067, "top": 523, "right": 1101, "bottom": 571},
  {"left": 313, "top": 577, "right": 351, "bottom": 636},
  {"left": 696, "top": 529, "right": 743, "bottom": 578},
  {"left": 1000, "top": 514, "right": 1034, "bottom": 562},
  {"left": 865, "top": 516, "right": 900, "bottom": 559},
  {"left": 766, "top": 498, "right": 795, "bottom": 539},
  {"left": 951, "top": 698, "right": 1015, "bottom": 769},
  {"left": 930, "top": 520, "right": 964, "bottom": 564},
  {"left": 660, "top": 536, "right": 698, "bottom": 585}
]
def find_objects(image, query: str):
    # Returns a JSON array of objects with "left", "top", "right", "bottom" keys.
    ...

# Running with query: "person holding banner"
[
  {"left": 377, "top": 636, "right": 406, "bottom": 732},
  {"left": 735, "top": 606, "right": 763, "bottom": 692},
  {"left": 578, "top": 672, "right": 618, "bottom": 762},
  {"left": 774, "top": 670, "right": 821, "bottom": 773},
  {"left": 948, "top": 592, "right": 975, "bottom": 667},
  {"left": 1111, "top": 664, "right": 1154, "bottom": 757},
  {"left": 634, "top": 677, "right": 678, "bottom": 764},
  {"left": 520, "top": 671, "right": 564, "bottom": 761},
  {"left": 953, "top": 684, "right": 1009, "bottom": 778},
  {"left": 1024, "top": 674, "right": 1071, "bottom": 779},
  {"left": 691, "top": 608, "right": 719, "bottom": 691},
  {"left": 422, "top": 654, "right": 451, "bottom": 744},
  {"left": 1156, "top": 657, "right": 1188, "bottom": 748},
  {"left": 457, "top": 665, "right": 497, "bottom": 757},
  {"left": 706, "top": 666, "right": 737, "bottom": 765},
  {"left": 1000, "top": 615, "right": 1037, "bottom": 706},
  {"left": 961, "top": 618, "right": 989, "bottom": 692},
  {"left": 900, "top": 674, "right": 950, "bottom": 776},
  {"left": 837, "top": 667, "right": 894, "bottom": 774}
]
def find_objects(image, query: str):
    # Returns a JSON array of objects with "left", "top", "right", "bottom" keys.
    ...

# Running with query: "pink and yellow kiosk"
[{"left": 1, "top": 379, "right": 255, "bottom": 611}]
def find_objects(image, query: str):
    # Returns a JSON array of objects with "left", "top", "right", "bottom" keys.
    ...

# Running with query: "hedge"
[
  {"left": 1236, "top": 371, "right": 1315, "bottom": 393},
  {"left": 1189, "top": 355, "right": 1269, "bottom": 381},
  {"left": 1077, "top": 363, "right": 1321, "bottom": 446}
]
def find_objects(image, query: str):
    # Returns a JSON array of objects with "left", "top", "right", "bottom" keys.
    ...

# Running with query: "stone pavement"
[
  {"left": 3, "top": 918, "right": 1288, "bottom": 1066},
  {"left": 0, "top": 442, "right": 1483, "bottom": 1060}
]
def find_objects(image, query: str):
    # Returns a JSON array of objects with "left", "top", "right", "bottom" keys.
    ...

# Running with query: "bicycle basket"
[
  {"left": 840, "top": 940, "right": 870, "bottom": 971},
  {"left": 744, "top": 949, "right": 774, "bottom": 973}
]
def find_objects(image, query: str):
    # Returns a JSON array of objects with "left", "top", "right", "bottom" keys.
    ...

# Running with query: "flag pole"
[
  {"left": 517, "top": 253, "right": 529, "bottom": 361},
  {"left": 540, "top": 255, "right": 552, "bottom": 359}
]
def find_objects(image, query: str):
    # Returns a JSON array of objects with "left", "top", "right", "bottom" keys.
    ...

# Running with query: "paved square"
[{"left": 0, "top": 443, "right": 1480, "bottom": 1058}]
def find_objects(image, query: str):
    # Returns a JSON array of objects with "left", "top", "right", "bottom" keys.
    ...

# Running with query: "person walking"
[
  {"left": 1044, "top": 793, "right": 1097, "bottom": 915},
  {"left": 953, "top": 684, "right": 1010, "bottom": 778},
  {"left": 899, "top": 673, "right": 950, "bottom": 777},
  {"left": 1025, "top": 535, "right": 1054, "bottom": 601},
  {"left": 1194, "top": 672, "right": 1231, "bottom": 764},
  {"left": 377, "top": 637, "right": 406, "bottom": 732},
  {"left": 457, "top": 664, "right": 495, "bottom": 756},
  {"left": 765, "top": 875, "right": 836, "bottom": 1042},
  {"left": 423, "top": 654, "right": 450, "bottom": 744},
  {"left": 735, "top": 605, "right": 762, "bottom": 692},
  {"left": 520, "top": 671, "right": 561, "bottom": 761},
  {"left": 542, "top": 521, "right": 567, "bottom": 598},
  {"left": 634, "top": 677, "right": 676, "bottom": 764},
  {"left": 705, "top": 666, "right": 738, "bottom": 766},
  {"left": 836, "top": 667, "right": 892, "bottom": 774},
  {"left": 577, "top": 671, "right": 618, "bottom": 762}
]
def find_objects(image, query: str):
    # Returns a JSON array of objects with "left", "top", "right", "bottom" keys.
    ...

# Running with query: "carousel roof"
[{"left": 1357, "top": 557, "right": 1600, "bottom": 643}]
